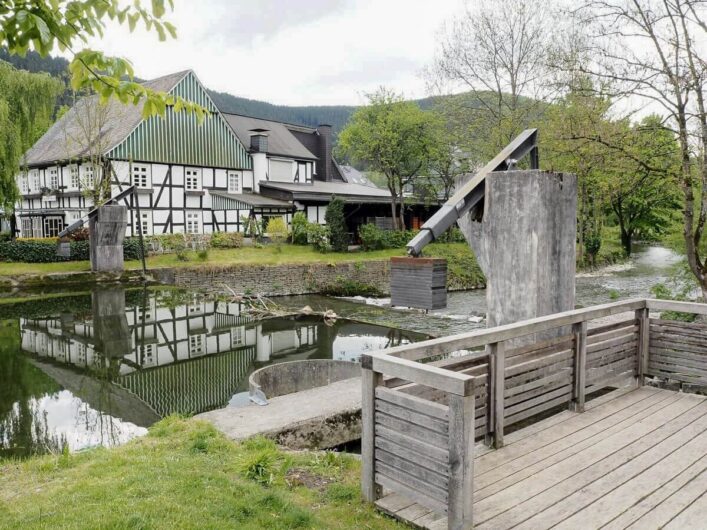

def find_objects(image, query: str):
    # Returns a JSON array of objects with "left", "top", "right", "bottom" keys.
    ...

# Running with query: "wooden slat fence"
[{"left": 362, "top": 298, "right": 707, "bottom": 530}]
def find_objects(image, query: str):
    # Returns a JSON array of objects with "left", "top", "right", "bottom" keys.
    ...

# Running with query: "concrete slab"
[{"left": 196, "top": 377, "right": 362, "bottom": 449}]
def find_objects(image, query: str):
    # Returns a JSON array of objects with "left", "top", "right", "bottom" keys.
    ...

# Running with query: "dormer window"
[
  {"left": 185, "top": 168, "right": 201, "bottom": 191},
  {"left": 228, "top": 171, "right": 241, "bottom": 194},
  {"left": 132, "top": 164, "right": 150, "bottom": 188},
  {"left": 19, "top": 174, "right": 28, "bottom": 194}
]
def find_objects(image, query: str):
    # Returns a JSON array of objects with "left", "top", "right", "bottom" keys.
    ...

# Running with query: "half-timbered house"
[{"left": 15, "top": 69, "right": 394, "bottom": 238}]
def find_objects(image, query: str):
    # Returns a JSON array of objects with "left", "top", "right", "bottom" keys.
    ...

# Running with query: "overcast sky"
[{"left": 79, "top": 0, "right": 464, "bottom": 106}]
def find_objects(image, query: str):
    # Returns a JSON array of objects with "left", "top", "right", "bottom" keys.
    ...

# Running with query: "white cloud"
[{"left": 70, "top": 0, "right": 463, "bottom": 105}]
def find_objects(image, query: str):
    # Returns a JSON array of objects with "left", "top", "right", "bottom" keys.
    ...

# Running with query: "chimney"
[
  {"left": 317, "top": 124, "right": 333, "bottom": 182},
  {"left": 249, "top": 129, "right": 269, "bottom": 153}
]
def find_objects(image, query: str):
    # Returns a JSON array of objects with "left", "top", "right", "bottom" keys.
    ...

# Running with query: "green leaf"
[{"left": 30, "top": 14, "right": 52, "bottom": 44}]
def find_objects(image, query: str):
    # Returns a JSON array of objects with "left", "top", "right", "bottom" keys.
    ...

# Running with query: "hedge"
[{"left": 0, "top": 238, "right": 144, "bottom": 263}]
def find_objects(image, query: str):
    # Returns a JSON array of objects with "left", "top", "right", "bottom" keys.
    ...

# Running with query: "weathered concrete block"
[
  {"left": 89, "top": 204, "right": 128, "bottom": 272},
  {"left": 458, "top": 170, "right": 577, "bottom": 331}
]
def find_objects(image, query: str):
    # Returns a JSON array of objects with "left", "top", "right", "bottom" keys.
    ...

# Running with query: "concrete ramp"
[{"left": 196, "top": 378, "right": 362, "bottom": 449}]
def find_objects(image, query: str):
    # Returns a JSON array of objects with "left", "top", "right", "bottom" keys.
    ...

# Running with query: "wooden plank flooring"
[{"left": 375, "top": 387, "right": 707, "bottom": 529}]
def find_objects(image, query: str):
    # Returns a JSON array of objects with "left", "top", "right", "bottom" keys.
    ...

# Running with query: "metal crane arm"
[{"left": 406, "top": 129, "right": 539, "bottom": 257}]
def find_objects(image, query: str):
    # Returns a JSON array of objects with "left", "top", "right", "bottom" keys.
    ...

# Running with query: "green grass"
[
  {"left": 0, "top": 242, "right": 484, "bottom": 285},
  {"left": 0, "top": 417, "right": 403, "bottom": 530},
  {"left": 0, "top": 245, "right": 413, "bottom": 277}
]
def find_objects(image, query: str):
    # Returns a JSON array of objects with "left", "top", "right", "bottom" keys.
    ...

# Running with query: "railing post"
[
  {"left": 570, "top": 321, "right": 587, "bottom": 412},
  {"left": 361, "top": 355, "right": 382, "bottom": 503},
  {"left": 485, "top": 341, "right": 505, "bottom": 449},
  {"left": 448, "top": 383, "right": 475, "bottom": 530},
  {"left": 635, "top": 307, "right": 650, "bottom": 386}
]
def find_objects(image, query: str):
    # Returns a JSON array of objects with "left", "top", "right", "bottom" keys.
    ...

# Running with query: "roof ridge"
[{"left": 221, "top": 111, "right": 317, "bottom": 132}]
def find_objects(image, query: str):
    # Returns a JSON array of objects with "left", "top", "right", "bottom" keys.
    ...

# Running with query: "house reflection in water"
[{"left": 18, "top": 287, "right": 422, "bottom": 428}]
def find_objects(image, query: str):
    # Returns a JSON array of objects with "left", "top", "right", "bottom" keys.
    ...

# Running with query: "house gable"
[{"left": 107, "top": 71, "right": 251, "bottom": 170}]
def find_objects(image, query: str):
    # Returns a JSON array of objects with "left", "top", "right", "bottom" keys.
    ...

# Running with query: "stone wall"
[{"left": 151, "top": 260, "right": 393, "bottom": 296}]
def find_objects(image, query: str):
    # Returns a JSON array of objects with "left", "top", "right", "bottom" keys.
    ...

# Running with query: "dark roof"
[
  {"left": 222, "top": 114, "right": 318, "bottom": 160},
  {"left": 23, "top": 70, "right": 190, "bottom": 167},
  {"left": 210, "top": 191, "right": 293, "bottom": 209},
  {"left": 260, "top": 181, "right": 391, "bottom": 204}
]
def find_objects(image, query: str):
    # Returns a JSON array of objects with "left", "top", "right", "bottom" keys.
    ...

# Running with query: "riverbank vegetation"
[{"left": 0, "top": 417, "right": 402, "bottom": 530}]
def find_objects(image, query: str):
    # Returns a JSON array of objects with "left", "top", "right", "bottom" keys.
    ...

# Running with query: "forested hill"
[
  {"left": 206, "top": 89, "right": 356, "bottom": 132},
  {"left": 1, "top": 48, "right": 443, "bottom": 134}
]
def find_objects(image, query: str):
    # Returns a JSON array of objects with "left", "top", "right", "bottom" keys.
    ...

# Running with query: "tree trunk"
[
  {"left": 620, "top": 228, "right": 632, "bottom": 257},
  {"left": 398, "top": 201, "right": 406, "bottom": 231},
  {"left": 390, "top": 195, "right": 399, "bottom": 231}
]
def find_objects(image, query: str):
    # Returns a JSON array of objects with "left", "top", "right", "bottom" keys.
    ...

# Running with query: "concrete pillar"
[
  {"left": 458, "top": 170, "right": 577, "bottom": 332},
  {"left": 89, "top": 204, "right": 128, "bottom": 272}
]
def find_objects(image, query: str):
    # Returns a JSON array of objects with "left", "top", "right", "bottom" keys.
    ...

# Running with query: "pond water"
[
  {"left": 311, "top": 244, "right": 686, "bottom": 335},
  {"left": 0, "top": 245, "right": 684, "bottom": 458},
  {"left": 0, "top": 287, "right": 424, "bottom": 458}
]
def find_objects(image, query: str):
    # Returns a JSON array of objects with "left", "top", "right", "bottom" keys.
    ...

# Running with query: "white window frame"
[
  {"left": 69, "top": 165, "right": 80, "bottom": 189},
  {"left": 48, "top": 167, "right": 58, "bottom": 190},
  {"left": 31, "top": 217, "right": 43, "bottom": 238},
  {"left": 185, "top": 212, "right": 201, "bottom": 234},
  {"left": 139, "top": 344, "right": 155, "bottom": 367},
  {"left": 189, "top": 334, "right": 205, "bottom": 356},
  {"left": 185, "top": 168, "right": 201, "bottom": 191},
  {"left": 82, "top": 164, "right": 95, "bottom": 188},
  {"left": 19, "top": 174, "right": 28, "bottom": 194},
  {"left": 66, "top": 211, "right": 82, "bottom": 225},
  {"left": 135, "top": 211, "right": 152, "bottom": 236},
  {"left": 227, "top": 171, "right": 242, "bottom": 194},
  {"left": 231, "top": 326, "right": 243, "bottom": 348},
  {"left": 132, "top": 164, "right": 150, "bottom": 188},
  {"left": 21, "top": 218, "right": 32, "bottom": 237},
  {"left": 30, "top": 170, "right": 40, "bottom": 192},
  {"left": 44, "top": 217, "right": 62, "bottom": 237}
]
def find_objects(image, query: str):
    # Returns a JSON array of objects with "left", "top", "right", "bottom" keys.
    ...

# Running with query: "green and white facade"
[{"left": 16, "top": 70, "right": 391, "bottom": 238}]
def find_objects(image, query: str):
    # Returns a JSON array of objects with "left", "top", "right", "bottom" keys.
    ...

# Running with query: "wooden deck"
[{"left": 376, "top": 386, "right": 707, "bottom": 529}]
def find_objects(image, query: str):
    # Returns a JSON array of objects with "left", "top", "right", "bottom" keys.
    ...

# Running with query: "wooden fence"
[{"left": 361, "top": 298, "right": 707, "bottom": 530}]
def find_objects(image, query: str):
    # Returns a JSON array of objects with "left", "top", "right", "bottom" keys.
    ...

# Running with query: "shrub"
[
  {"left": 210, "top": 231, "right": 244, "bottom": 249},
  {"left": 68, "top": 227, "right": 90, "bottom": 241},
  {"left": 358, "top": 223, "right": 418, "bottom": 250},
  {"left": 266, "top": 217, "right": 288, "bottom": 248},
  {"left": 325, "top": 196, "right": 348, "bottom": 252},
  {"left": 0, "top": 237, "right": 143, "bottom": 263},
  {"left": 0, "top": 232, "right": 11, "bottom": 243},
  {"left": 306, "top": 223, "right": 331, "bottom": 253},
  {"left": 291, "top": 211, "right": 309, "bottom": 245}
]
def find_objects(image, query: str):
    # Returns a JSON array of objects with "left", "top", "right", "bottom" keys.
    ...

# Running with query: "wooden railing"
[{"left": 361, "top": 298, "right": 707, "bottom": 530}]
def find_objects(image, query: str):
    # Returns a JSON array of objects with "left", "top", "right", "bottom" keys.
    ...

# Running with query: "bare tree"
[
  {"left": 62, "top": 94, "right": 116, "bottom": 207},
  {"left": 575, "top": 0, "right": 707, "bottom": 298},
  {"left": 430, "top": 0, "right": 557, "bottom": 157}
]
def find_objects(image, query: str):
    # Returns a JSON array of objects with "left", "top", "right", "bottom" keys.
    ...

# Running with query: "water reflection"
[{"left": 1, "top": 286, "right": 423, "bottom": 457}]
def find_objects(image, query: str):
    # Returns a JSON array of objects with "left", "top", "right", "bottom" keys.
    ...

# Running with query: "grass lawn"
[
  {"left": 0, "top": 242, "right": 478, "bottom": 276},
  {"left": 0, "top": 417, "right": 403, "bottom": 530},
  {"left": 0, "top": 245, "right": 412, "bottom": 277}
]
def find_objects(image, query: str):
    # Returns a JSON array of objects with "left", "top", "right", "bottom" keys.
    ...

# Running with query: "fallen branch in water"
[{"left": 220, "top": 284, "right": 339, "bottom": 321}]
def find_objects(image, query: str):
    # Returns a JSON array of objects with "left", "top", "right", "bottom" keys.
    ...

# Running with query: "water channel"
[{"left": 0, "top": 244, "right": 684, "bottom": 458}]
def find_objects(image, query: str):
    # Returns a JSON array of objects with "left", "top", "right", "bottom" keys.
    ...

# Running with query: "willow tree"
[{"left": 0, "top": 61, "right": 61, "bottom": 219}]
